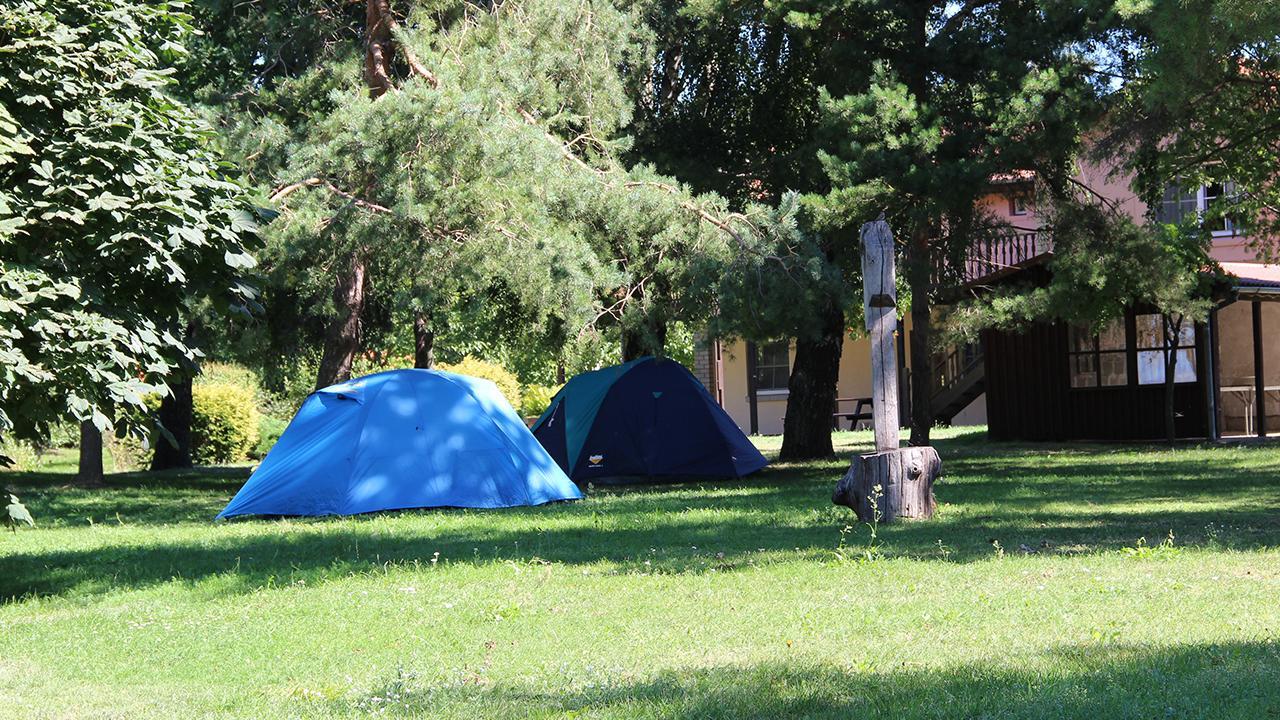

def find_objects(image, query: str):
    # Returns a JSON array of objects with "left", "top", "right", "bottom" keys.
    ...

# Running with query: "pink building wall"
[{"left": 975, "top": 160, "right": 1260, "bottom": 266}]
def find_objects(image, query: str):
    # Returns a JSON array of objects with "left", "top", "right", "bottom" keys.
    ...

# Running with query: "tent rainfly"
[
  {"left": 531, "top": 356, "right": 768, "bottom": 482},
  {"left": 217, "top": 369, "right": 582, "bottom": 518}
]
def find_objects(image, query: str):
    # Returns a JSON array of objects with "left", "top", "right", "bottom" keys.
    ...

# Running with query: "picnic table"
[
  {"left": 1221, "top": 382, "right": 1280, "bottom": 435},
  {"left": 832, "top": 396, "right": 873, "bottom": 430}
]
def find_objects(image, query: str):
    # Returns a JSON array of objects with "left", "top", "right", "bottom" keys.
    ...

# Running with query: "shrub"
[
  {"left": 47, "top": 421, "right": 80, "bottom": 449},
  {"left": 519, "top": 384, "right": 559, "bottom": 417},
  {"left": 0, "top": 438, "right": 45, "bottom": 472},
  {"left": 437, "top": 357, "right": 521, "bottom": 410},
  {"left": 260, "top": 353, "right": 321, "bottom": 419},
  {"left": 199, "top": 362, "right": 262, "bottom": 389},
  {"left": 253, "top": 416, "right": 289, "bottom": 459},
  {"left": 191, "top": 382, "right": 260, "bottom": 464}
]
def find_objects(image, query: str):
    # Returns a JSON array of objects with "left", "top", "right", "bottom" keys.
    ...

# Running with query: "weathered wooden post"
[{"left": 832, "top": 219, "right": 940, "bottom": 522}]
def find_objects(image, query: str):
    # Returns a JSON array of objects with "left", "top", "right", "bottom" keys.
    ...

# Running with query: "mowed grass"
[{"left": 2, "top": 427, "right": 1279, "bottom": 719}]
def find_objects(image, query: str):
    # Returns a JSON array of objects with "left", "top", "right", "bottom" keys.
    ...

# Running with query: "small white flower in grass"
[{"left": 400, "top": 586, "right": 417, "bottom": 594}]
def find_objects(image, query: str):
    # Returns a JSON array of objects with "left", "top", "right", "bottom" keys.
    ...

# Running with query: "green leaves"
[{"left": 0, "top": 0, "right": 258, "bottom": 447}]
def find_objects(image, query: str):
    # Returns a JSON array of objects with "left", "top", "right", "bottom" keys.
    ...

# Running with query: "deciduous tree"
[{"left": 0, "top": 0, "right": 257, "bottom": 475}]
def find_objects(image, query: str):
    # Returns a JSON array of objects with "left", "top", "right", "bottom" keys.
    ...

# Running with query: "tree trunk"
[
  {"left": 363, "top": 0, "right": 394, "bottom": 99},
  {"left": 833, "top": 446, "right": 940, "bottom": 522},
  {"left": 1164, "top": 314, "right": 1183, "bottom": 443},
  {"left": 621, "top": 317, "right": 667, "bottom": 361},
  {"left": 150, "top": 375, "right": 193, "bottom": 471},
  {"left": 779, "top": 300, "right": 844, "bottom": 461},
  {"left": 78, "top": 420, "right": 104, "bottom": 486},
  {"left": 907, "top": 228, "right": 934, "bottom": 446},
  {"left": 313, "top": 0, "right": 395, "bottom": 391},
  {"left": 316, "top": 254, "right": 368, "bottom": 390},
  {"left": 414, "top": 310, "right": 435, "bottom": 369},
  {"left": 556, "top": 359, "right": 566, "bottom": 385}
]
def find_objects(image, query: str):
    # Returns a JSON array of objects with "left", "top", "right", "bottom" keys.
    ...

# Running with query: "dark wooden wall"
[{"left": 982, "top": 319, "right": 1210, "bottom": 441}]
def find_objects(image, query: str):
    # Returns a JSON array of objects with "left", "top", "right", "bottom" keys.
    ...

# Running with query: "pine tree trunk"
[
  {"left": 78, "top": 420, "right": 104, "bottom": 486},
  {"left": 907, "top": 228, "right": 934, "bottom": 446},
  {"left": 363, "top": 0, "right": 394, "bottom": 99},
  {"left": 779, "top": 300, "right": 844, "bottom": 461},
  {"left": 150, "top": 375, "right": 193, "bottom": 471},
  {"left": 414, "top": 310, "right": 435, "bottom": 369},
  {"left": 315, "top": 0, "right": 392, "bottom": 390},
  {"left": 621, "top": 317, "right": 667, "bottom": 361},
  {"left": 316, "top": 254, "right": 367, "bottom": 390}
]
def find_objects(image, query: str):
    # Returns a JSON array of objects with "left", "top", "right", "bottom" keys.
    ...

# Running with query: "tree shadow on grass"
[
  {"left": 3, "top": 435, "right": 1280, "bottom": 601},
  {"left": 325, "top": 641, "right": 1280, "bottom": 719}
]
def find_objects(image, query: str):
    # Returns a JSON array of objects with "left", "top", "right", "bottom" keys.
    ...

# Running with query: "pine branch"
[
  {"left": 270, "top": 178, "right": 392, "bottom": 213},
  {"left": 388, "top": 18, "right": 441, "bottom": 88},
  {"left": 930, "top": 0, "right": 994, "bottom": 46}
]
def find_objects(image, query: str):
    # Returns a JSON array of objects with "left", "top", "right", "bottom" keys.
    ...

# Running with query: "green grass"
[{"left": 2, "top": 427, "right": 1279, "bottom": 718}]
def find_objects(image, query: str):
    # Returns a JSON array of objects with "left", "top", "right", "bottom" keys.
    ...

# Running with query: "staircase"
[{"left": 931, "top": 342, "right": 985, "bottom": 425}]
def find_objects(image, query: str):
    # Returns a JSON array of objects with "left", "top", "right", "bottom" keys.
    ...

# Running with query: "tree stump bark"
[{"left": 832, "top": 446, "right": 940, "bottom": 522}]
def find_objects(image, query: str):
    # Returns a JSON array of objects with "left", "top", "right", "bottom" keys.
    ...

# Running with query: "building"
[{"left": 695, "top": 159, "right": 1278, "bottom": 441}]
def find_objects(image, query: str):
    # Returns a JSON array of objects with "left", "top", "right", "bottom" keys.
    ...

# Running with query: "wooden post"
[
  {"left": 833, "top": 219, "right": 940, "bottom": 522},
  {"left": 862, "top": 220, "right": 900, "bottom": 451},
  {"left": 1210, "top": 308, "right": 1223, "bottom": 439}
]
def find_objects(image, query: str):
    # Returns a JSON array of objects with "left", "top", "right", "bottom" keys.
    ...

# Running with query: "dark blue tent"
[
  {"left": 217, "top": 369, "right": 582, "bottom": 518},
  {"left": 531, "top": 357, "right": 768, "bottom": 481}
]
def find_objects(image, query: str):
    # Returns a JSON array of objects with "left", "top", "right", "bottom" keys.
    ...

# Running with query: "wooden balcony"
[{"left": 958, "top": 231, "right": 1050, "bottom": 286}]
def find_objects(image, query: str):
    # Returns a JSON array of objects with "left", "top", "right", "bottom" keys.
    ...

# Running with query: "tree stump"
[{"left": 832, "top": 445, "right": 940, "bottom": 522}]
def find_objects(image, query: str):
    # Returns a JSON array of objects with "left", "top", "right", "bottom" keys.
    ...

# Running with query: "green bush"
[
  {"left": 47, "top": 421, "right": 80, "bottom": 449},
  {"left": 191, "top": 382, "right": 260, "bottom": 464},
  {"left": 519, "top": 383, "right": 559, "bottom": 417},
  {"left": 0, "top": 438, "right": 46, "bottom": 472},
  {"left": 259, "top": 353, "right": 321, "bottom": 419},
  {"left": 437, "top": 357, "right": 522, "bottom": 410},
  {"left": 107, "top": 432, "right": 151, "bottom": 472},
  {"left": 253, "top": 415, "right": 289, "bottom": 459},
  {"left": 199, "top": 362, "right": 261, "bottom": 389}
]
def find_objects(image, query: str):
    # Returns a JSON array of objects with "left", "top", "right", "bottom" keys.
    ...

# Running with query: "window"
[
  {"left": 1155, "top": 182, "right": 1239, "bottom": 235},
  {"left": 1068, "top": 319, "right": 1128, "bottom": 388},
  {"left": 1203, "top": 182, "right": 1240, "bottom": 235},
  {"left": 755, "top": 341, "right": 790, "bottom": 391},
  {"left": 1010, "top": 196, "right": 1029, "bottom": 216},
  {"left": 1136, "top": 314, "right": 1196, "bottom": 385}
]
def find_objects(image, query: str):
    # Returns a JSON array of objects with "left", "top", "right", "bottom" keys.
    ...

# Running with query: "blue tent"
[
  {"left": 217, "top": 369, "right": 582, "bottom": 518},
  {"left": 531, "top": 356, "right": 768, "bottom": 481}
]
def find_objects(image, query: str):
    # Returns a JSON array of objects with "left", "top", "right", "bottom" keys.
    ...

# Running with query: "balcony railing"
[
  {"left": 961, "top": 231, "right": 1050, "bottom": 284},
  {"left": 932, "top": 342, "right": 983, "bottom": 393}
]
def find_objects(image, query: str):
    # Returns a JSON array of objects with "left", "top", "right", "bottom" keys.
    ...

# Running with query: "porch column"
[
  {"left": 1207, "top": 310, "right": 1222, "bottom": 441},
  {"left": 1253, "top": 301, "right": 1266, "bottom": 437},
  {"left": 746, "top": 340, "right": 759, "bottom": 435}
]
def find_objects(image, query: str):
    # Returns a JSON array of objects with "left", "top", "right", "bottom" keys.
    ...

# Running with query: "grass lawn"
[{"left": 2, "top": 427, "right": 1279, "bottom": 718}]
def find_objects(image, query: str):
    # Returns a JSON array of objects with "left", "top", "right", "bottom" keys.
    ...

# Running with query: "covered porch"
[{"left": 1209, "top": 263, "right": 1280, "bottom": 439}]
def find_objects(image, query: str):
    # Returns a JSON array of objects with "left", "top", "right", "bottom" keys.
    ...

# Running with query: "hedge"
[
  {"left": 437, "top": 357, "right": 522, "bottom": 411},
  {"left": 191, "top": 382, "right": 259, "bottom": 464}
]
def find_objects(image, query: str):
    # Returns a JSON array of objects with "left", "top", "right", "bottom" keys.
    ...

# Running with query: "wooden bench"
[{"left": 832, "top": 397, "right": 873, "bottom": 430}]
